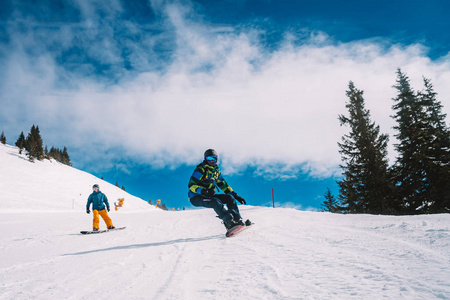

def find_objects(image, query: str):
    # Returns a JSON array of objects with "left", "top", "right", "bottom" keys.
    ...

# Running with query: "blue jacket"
[{"left": 86, "top": 191, "right": 110, "bottom": 211}]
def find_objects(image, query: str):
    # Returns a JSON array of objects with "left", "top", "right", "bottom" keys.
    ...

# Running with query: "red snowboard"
[{"left": 225, "top": 223, "right": 252, "bottom": 237}]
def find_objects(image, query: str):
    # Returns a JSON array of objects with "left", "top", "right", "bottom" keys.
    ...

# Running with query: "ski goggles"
[{"left": 205, "top": 155, "right": 218, "bottom": 162}]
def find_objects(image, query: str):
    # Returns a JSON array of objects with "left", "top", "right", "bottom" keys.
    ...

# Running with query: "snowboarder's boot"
[
  {"left": 224, "top": 219, "right": 237, "bottom": 230},
  {"left": 235, "top": 219, "right": 245, "bottom": 226},
  {"left": 93, "top": 228, "right": 99, "bottom": 231},
  {"left": 108, "top": 226, "right": 115, "bottom": 229}
]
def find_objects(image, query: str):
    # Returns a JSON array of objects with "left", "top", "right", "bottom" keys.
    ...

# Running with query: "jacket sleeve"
[
  {"left": 86, "top": 195, "right": 92, "bottom": 209},
  {"left": 216, "top": 172, "right": 234, "bottom": 194}
]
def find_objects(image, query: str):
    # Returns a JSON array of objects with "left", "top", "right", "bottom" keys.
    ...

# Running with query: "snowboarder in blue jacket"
[
  {"left": 188, "top": 149, "right": 250, "bottom": 230},
  {"left": 86, "top": 184, "right": 115, "bottom": 231}
]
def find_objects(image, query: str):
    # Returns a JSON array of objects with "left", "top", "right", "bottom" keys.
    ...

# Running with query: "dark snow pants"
[{"left": 190, "top": 194, "right": 242, "bottom": 222}]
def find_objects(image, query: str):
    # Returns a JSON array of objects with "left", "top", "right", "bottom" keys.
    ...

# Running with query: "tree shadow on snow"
[
  {"left": 62, "top": 234, "right": 224, "bottom": 256},
  {"left": 7, "top": 151, "right": 29, "bottom": 162}
]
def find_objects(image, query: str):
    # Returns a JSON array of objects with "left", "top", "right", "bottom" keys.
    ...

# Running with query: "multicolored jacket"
[
  {"left": 86, "top": 191, "right": 110, "bottom": 211},
  {"left": 188, "top": 161, "right": 234, "bottom": 199}
]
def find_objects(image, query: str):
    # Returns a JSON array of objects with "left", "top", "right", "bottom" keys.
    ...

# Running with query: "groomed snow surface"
[{"left": 1, "top": 144, "right": 449, "bottom": 299}]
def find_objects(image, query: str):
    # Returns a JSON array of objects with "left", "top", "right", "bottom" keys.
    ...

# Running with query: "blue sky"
[{"left": 1, "top": 0, "right": 450, "bottom": 211}]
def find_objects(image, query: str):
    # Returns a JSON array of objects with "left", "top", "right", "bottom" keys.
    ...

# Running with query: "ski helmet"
[
  {"left": 204, "top": 149, "right": 218, "bottom": 159},
  {"left": 204, "top": 149, "right": 218, "bottom": 165}
]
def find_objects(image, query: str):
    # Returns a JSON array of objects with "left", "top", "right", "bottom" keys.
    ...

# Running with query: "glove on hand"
[
  {"left": 232, "top": 192, "right": 246, "bottom": 205},
  {"left": 86, "top": 208, "right": 90, "bottom": 214},
  {"left": 201, "top": 188, "right": 215, "bottom": 197},
  {"left": 107, "top": 206, "right": 110, "bottom": 212}
]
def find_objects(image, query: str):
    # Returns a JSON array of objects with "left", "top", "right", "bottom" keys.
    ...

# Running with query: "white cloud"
[{"left": 1, "top": 2, "right": 450, "bottom": 179}]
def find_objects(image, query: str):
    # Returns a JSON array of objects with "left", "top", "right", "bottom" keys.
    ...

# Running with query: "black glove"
[
  {"left": 86, "top": 208, "right": 90, "bottom": 214},
  {"left": 106, "top": 206, "right": 110, "bottom": 212},
  {"left": 232, "top": 192, "right": 246, "bottom": 205},
  {"left": 201, "top": 188, "right": 215, "bottom": 197}
]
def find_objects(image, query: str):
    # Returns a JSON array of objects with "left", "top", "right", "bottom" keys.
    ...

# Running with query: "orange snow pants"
[{"left": 93, "top": 209, "right": 113, "bottom": 229}]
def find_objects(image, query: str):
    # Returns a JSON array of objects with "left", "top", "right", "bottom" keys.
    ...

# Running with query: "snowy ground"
[{"left": 1, "top": 144, "right": 449, "bottom": 299}]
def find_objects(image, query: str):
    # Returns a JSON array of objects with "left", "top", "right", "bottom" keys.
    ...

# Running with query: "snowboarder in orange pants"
[{"left": 86, "top": 184, "right": 115, "bottom": 231}]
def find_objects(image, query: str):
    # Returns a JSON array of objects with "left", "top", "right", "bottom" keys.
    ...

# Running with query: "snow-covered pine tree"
[{"left": 338, "top": 81, "right": 394, "bottom": 214}]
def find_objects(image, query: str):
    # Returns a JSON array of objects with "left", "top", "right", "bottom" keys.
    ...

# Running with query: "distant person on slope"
[
  {"left": 86, "top": 184, "right": 115, "bottom": 231},
  {"left": 188, "top": 149, "right": 250, "bottom": 230}
]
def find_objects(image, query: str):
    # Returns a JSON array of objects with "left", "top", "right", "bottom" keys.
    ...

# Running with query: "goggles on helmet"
[{"left": 205, "top": 155, "right": 218, "bottom": 162}]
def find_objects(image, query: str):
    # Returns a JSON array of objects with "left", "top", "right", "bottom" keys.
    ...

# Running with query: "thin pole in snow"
[{"left": 272, "top": 188, "right": 275, "bottom": 208}]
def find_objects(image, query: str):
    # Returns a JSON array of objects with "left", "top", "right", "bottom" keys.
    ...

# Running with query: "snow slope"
[
  {"left": 1, "top": 144, "right": 449, "bottom": 299},
  {"left": 0, "top": 144, "right": 153, "bottom": 212}
]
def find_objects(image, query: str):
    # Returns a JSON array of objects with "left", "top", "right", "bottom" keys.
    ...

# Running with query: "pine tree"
[
  {"left": 115, "top": 182, "right": 120, "bottom": 188},
  {"left": 61, "top": 147, "right": 72, "bottom": 166},
  {"left": 0, "top": 131, "right": 6, "bottom": 144},
  {"left": 15, "top": 132, "right": 26, "bottom": 154},
  {"left": 49, "top": 147, "right": 58, "bottom": 161},
  {"left": 422, "top": 77, "right": 450, "bottom": 212},
  {"left": 26, "top": 125, "right": 44, "bottom": 161},
  {"left": 33, "top": 126, "right": 44, "bottom": 160},
  {"left": 321, "top": 188, "right": 339, "bottom": 213},
  {"left": 26, "top": 125, "right": 37, "bottom": 161},
  {"left": 121, "top": 186, "right": 126, "bottom": 191},
  {"left": 338, "top": 81, "right": 394, "bottom": 214},
  {"left": 390, "top": 69, "right": 450, "bottom": 213},
  {"left": 412, "top": 77, "right": 450, "bottom": 212}
]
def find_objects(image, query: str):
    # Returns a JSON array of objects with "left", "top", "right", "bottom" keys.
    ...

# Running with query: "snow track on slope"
[{"left": 1, "top": 207, "right": 449, "bottom": 299}]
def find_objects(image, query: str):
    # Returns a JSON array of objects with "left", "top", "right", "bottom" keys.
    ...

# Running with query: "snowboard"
[
  {"left": 225, "top": 221, "right": 253, "bottom": 237},
  {"left": 80, "top": 226, "right": 126, "bottom": 235}
]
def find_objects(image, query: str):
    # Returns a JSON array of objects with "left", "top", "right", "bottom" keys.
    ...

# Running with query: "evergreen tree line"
[
  {"left": 146, "top": 199, "right": 168, "bottom": 211},
  {"left": 47, "top": 146, "right": 71, "bottom": 166},
  {"left": 323, "top": 69, "right": 450, "bottom": 215},
  {"left": 115, "top": 181, "right": 126, "bottom": 192},
  {"left": 5, "top": 125, "right": 72, "bottom": 166}
]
